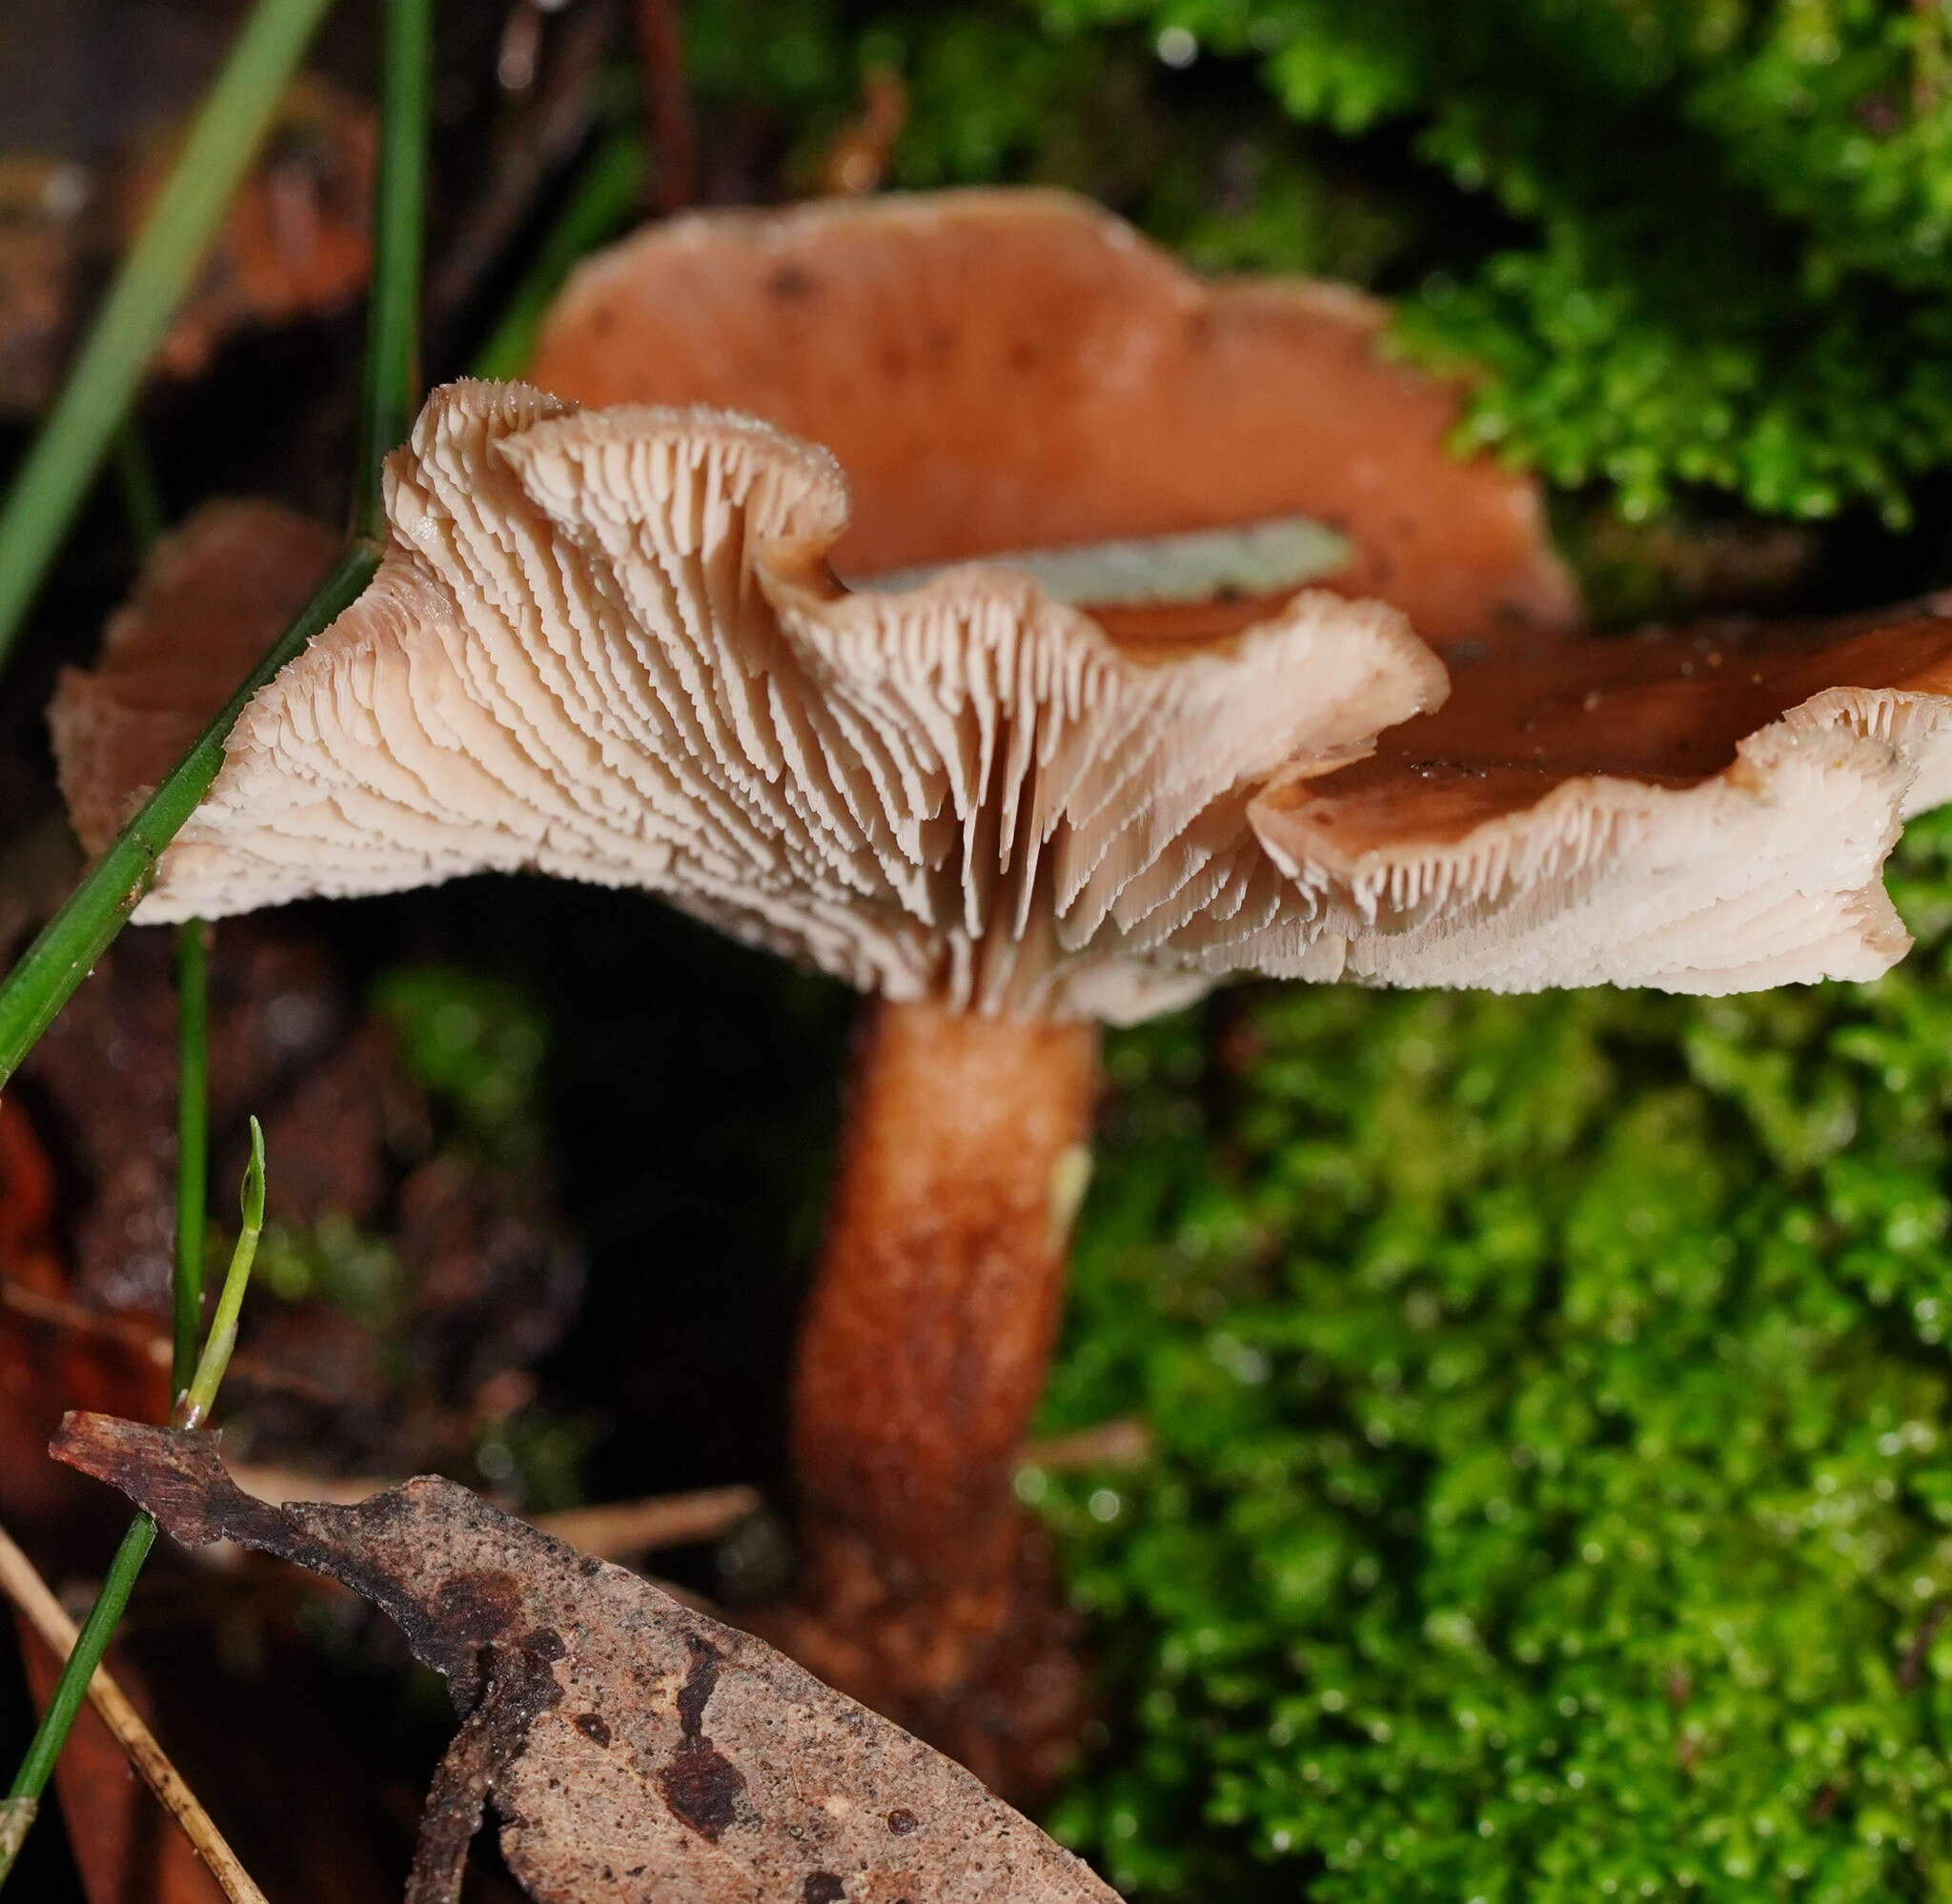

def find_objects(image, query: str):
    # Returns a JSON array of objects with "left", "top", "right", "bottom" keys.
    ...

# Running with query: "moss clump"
[{"left": 1025, "top": 808, "right": 1952, "bottom": 1899}]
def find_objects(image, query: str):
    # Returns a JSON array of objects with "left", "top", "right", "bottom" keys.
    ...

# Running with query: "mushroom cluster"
[{"left": 54, "top": 191, "right": 1952, "bottom": 1788}]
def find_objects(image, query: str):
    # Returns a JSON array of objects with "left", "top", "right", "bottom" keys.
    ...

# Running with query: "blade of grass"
[
  {"left": 0, "top": 2, "right": 432, "bottom": 1865},
  {"left": 171, "top": 922, "right": 211, "bottom": 1395},
  {"left": 354, "top": 0, "right": 435, "bottom": 540},
  {"left": 1, "top": 1517, "right": 156, "bottom": 1866},
  {"left": 0, "top": 0, "right": 434, "bottom": 1088},
  {"left": 470, "top": 130, "right": 645, "bottom": 381},
  {"left": 0, "top": 1522, "right": 268, "bottom": 1903},
  {"left": 0, "top": 0, "right": 336, "bottom": 674},
  {"left": 0, "top": 541, "right": 376, "bottom": 1092},
  {"left": 0, "top": 1135, "right": 273, "bottom": 1889},
  {"left": 177, "top": 1120, "right": 266, "bottom": 1430},
  {"left": 110, "top": 425, "right": 167, "bottom": 557},
  {"left": 109, "top": 422, "right": 211, "bottom": 1405}
]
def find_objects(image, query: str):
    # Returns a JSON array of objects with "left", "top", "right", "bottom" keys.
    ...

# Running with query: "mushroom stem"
[{"left": 785, "top": 997, "right": 1096, "bottom": 1749}]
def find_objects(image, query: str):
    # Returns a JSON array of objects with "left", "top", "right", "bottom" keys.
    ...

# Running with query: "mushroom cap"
[
  {"left": 51, "top": 499, "right": 342, "bottom": 853},
  {"left": 527, "top": 189, "right": 1579, "bottom": 647},
  {"left": 1253, "top": 604, "right": 1952, "bottom": 992},
  {"left": 66, "top": 379, "right": 1445, "bottom": 1023}
]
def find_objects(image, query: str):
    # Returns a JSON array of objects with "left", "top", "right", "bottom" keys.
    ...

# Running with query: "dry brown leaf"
[{"left": 53, "top": 1412, "right": 1123, "bottom": 1904}]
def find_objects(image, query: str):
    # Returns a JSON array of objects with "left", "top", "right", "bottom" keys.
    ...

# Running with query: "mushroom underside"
[{"left": 48, "top": 386, "right": 1952, "bottom": 1014}]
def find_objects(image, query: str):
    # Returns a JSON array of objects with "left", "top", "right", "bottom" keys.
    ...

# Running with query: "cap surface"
[{"left": 528, "top": 189, "right": 1579, "bottom": 647}]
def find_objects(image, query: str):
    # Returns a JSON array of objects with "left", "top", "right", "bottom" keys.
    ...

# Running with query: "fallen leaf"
[{"left": 53, "top": 1412, "right": 1123, "bottom": 1904}]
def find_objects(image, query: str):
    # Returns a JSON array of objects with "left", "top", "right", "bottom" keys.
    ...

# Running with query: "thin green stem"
[
  {"left": 0, "top": 0, "right": 335, "bottom": 675},
  {"left": 0, "top": 1129, "right": 270, "bottom": 1886},
  {"left": 0, "top": 1, "right": 432, "bottom": 1878},
  {"left": 1, "top": 1518, "right": 158, "bottom": 1824},
  {"left": 112, "top": 426, "right": 208, "bottom": 1407},
  {"left": 470, "top": 131, "right": 646, "bottom": 381},
  {"left": 0, "top": 0, "right": 437, "bottom": 1086},
  {"left": 354, "top": 0, "right": 435, "bottom": 540},
  {"left": 177, "top": 1120, "right": 267, "bottom": 1430},
  {"left": 0, "top": 541, "right": 378, "bottom": 1093},
  {"left": 171, "top": 922, "right": 211, "bottom": 1395}
]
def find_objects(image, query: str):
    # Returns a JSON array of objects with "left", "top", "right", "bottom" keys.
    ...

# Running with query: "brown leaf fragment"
[{"left": 52, "top": 1413, "right": 1124, "bottom": 1904}]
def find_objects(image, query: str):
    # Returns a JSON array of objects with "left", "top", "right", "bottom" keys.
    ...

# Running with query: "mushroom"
[
  {"left": 49, "top": 373, "right": 1452, "bottom": 1776},
  {"left": 49, "top": 193, "right": 1952, "bottom": 1792}
]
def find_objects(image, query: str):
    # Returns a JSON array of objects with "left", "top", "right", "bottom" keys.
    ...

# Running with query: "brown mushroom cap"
[
  {"left": 50, "top": 499, "right": 342, "bottom": 854},
  {"left": 57, "top": 379, "right": 1442, "bottom": 1023},
  {"left": 527, "top": 190, "right": 1579, "bottom": 647},
  {"left": 1253, "top": 604, "right": 1952, "bottom": 990}
]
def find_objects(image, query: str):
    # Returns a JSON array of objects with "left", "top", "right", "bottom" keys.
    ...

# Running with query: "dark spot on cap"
[
  {"left": 771, "top": 264, "right": 815, "bottom": 300},
  {"left": 886, "top": 1809, "right": 919, "bottom": 1835},
  {"left": 575, "top": 1712, "right": 612, "bottom": 1747},
  {"left": 803, "top": 1875, "right": 846, "bottom": 1903}
]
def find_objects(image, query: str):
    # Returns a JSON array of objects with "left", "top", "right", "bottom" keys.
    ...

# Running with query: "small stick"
[
  {"left": 534, "top": 1486, "right": 763, "bottom": 1555},
  {"left": 229, "top": 1418, "right": 1154, "bottom": 1563},
  {"left": 0, "top": 1522, "right": 268, "bottom": 1904},
  {"left": 1020, "top": 1417, "right": 1152, "bottom": 1472}
]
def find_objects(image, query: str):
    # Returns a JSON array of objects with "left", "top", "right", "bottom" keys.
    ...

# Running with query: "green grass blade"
[
  {"left": 110, "top": 426, "right": 167, "bottom": 557},
  {"left": 0, "top": 1517, "right": 158, "bottom": 1836},
  {"left": 0, "top": 540, "right": 377, "bottom": 1093},
  {"left": 0, "top": 0, "right": 336, "bottom": 674},
  {"left": 171, "top": 922, "right": 211, "bottom": 1394},
  {"left": 353, "top": 0, "right": 435, "bottom": 539},
  {"left": 0, "top": 1, "right": 435, "bottom": 1876},
  {"left": 0, "top": 1128, "right": 271, "bottom": 1887}
]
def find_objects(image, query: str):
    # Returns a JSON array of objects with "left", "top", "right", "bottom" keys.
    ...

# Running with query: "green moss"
[{"left": 1031, "top": 809, "right": 1952, "bottom": 1899}]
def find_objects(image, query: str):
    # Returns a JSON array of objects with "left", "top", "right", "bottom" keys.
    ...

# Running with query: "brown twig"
[
  {"left": 535, "top": 1486, "right": 764, "bottom": 1555},
  {"left": 0, "top": 1520, "right": 268, "bottom": 1904},
  {"left": 1, "top": 1283, "right": 342, "bottom": 1408},
  {"left": 1020, "top": 1417, "right": 1152, "bottom": 1472},
  {"left": 429, "top": 0, "right": 617, "bottom": 321},
  {"left": 229, "top": 1418, "right": 1151, "bottom": 1564},
  {"left": 632, "top": 0, "right": 698, "bottom": 212}
]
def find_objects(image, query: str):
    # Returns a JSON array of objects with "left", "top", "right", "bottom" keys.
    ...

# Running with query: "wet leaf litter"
[{"left": 51, "top": 1411, "right": 1122, "bottom": 1904}]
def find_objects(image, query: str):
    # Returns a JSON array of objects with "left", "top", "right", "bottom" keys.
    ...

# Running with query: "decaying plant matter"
[{"left": 52, "top": 1409, "right": 1121, "bottom": 1904}]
